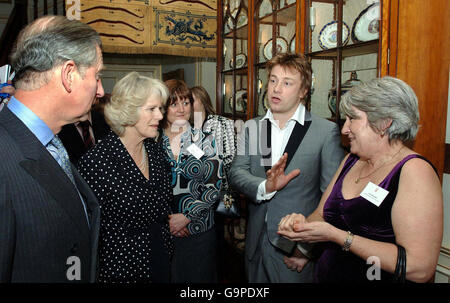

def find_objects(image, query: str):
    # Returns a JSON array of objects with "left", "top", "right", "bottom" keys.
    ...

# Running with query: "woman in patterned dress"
[
  {"left": 160, "top": 79, "right": 222, "bottom": 282},
  {"left": 191, "top": 86, "right": 237, "bottom": 281},
  {"left": 78, "top": 72, "right": 173, "bottom": 283},
  {"left": 191, "top": 86, "right": 236, "bottom": 180}
]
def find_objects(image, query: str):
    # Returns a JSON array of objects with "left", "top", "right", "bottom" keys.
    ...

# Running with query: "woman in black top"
[{"left": 78, "top": 72, "right": 173, "bottom": 283}]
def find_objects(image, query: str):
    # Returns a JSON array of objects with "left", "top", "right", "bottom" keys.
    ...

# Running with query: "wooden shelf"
[
  {"left": 222, "top": 67, "right": 248, "bottom": 76},
  {"left": 307, "top": 40, "right": 379, "bottom": 59},
  {"left": 255, "top": 61, "right": 267, "bottom": 69},
  {"left": 259, "top": 4, "right": 297, "bottom": 26},
  {"left": 312, "top": 0, "right": 338, "bottom": 3},
  {"left": 224, "top": 24, "right": 248, "bottom": 39}
]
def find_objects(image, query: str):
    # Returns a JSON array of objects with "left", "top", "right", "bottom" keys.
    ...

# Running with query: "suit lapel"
[
  {"left": 19, "top": 157, "right": 89, "bottom": 235},
  {"left": 61, "top": 123, "right": 83, "bottom": 147},
  {"left": 59, "top": 124, "right": 84, "bottom": 162},
  {"left": 282, "top": 120, "right": 311, "bottom": 168},
  {"left": 1, "top": 108, "right": 90, "bottom": 236},
  {"left": 261, "top": 119, "right": 272, "bottom": 172},
  {"left": 260, "top": 111, "right": 312, "bottom": 171},
  {"left": 91, "top": 111, "right": 109, "bottom": 143},
  {"left": 73, "top": 167, "right": 100, "bottom": 233}
]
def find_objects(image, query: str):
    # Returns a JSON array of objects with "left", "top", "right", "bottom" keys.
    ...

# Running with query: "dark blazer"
[
  {"left": 58, "top": 110, "right": 110, "bottom": 164},
  {"left": 0, "top": 107, "right": 100, "bottom": 283}
]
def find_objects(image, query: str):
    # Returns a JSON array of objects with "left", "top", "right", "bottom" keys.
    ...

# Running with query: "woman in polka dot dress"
[
  {"left": 78, "top": 72, "right": 173, "bottom": 283},
  {"left": 160, "top": 79, "right": 222, "bottom": 283}
]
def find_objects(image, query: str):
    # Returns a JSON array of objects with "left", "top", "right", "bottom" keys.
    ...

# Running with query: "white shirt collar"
[{"left": 262, "top": 103, "right": 305, "bottom": 127}]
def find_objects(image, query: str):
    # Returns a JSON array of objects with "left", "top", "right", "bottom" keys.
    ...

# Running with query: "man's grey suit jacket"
[
  {"left": 0, "top": 107, "right": 100, "bottom": 282},
  {"left": 230, "top": 110, "right": 345, "bottom": 263}
]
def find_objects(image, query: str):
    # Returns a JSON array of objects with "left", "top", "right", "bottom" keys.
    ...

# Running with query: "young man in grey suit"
[
  {"left": 0, "top": 16, "right": 104, "bottom": 282},
  {"left": 230, "top": 53, "right": 345, "bottom": 283}
]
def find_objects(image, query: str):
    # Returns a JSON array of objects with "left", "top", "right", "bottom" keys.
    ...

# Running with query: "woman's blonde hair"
[{"left": 104, "top": 72, "right": 169, "bottom": 136}]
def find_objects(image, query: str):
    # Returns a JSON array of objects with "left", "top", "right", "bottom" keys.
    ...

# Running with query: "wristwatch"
[{"left": 342, "top": 231, "right": 354, "bottom": 251}]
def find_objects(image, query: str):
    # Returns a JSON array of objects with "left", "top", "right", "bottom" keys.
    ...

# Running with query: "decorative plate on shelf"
[
  {"left": 318, "top": 21, "right": 350, "bottom": 50},
  {"left": 263, "top": 37, "right": 288, "bottom": 60},
  {"left": 229, "top": 53, "right": 247, "bottom": 69},
  {"left": 229, "top": 90, "right": 247, "bottom": 112},
  {"left": 351, "top": 2, "right": 380, "bottom": 43},
  {"left": 289, "top": 36, "right": 295, "bottom": 53}
]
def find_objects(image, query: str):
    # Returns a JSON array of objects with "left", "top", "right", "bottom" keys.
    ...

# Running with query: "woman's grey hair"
[
  {"left": 340, "top": 76, "right": 419, "bottom": 142},
  {"left": 104, "top": 72, "right": 169, "bottom": 136},
  {"left": 10, "top": 15, "right": 102, "bottom": 90}
]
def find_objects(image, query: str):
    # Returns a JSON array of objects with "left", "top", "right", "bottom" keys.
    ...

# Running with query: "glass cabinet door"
[
  {"left": 221, "top": 0, "right": 249, "bottom": 119},
  {"left": 305, "top": 0, "right": 381, "bottom": 123},
  {"left": 217, "top": 0, "right": 381, "bottom": 124},
  {"left": 254, "top": 0, "right": 299, "bottom": 116}
]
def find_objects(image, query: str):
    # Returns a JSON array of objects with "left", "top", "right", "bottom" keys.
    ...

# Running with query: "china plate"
[
  {"left": 229, "top": 53, "right": 247, "bottom": 69},
  {"left": 263, "top": 37, "right": 288, "bottom": 60},
  {"left": 318, "top": 21, "right": 350, "bottom": 50},
  {"left": 351, "top": 2, "right": 380, "bottom": 42}
]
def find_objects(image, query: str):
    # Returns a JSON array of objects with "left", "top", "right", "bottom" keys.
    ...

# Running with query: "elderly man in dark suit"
[
  {"left": 230, "top": 53, "right": 345, "bottom": 283},
  {"left": 0, "top": 16, "right": 104, "bottom": 282}
]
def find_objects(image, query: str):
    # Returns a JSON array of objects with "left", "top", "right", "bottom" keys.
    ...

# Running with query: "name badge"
[
  {"left": 360, "top": 182, "right": 389, "bottom": 207},
  {"left": 186, "top": 143, "right": 205, "bottom": 160}
]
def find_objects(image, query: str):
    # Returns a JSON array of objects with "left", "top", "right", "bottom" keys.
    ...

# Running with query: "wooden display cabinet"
[
  {"left": 253, "top": 0, "right": 301, "bottom": 117},
  {"left": 217, "top": 0, "right": 250, "bottom": 121},
  {"left": 216, "top": 0, "right": 449, "bottom": 178},
  {"left": 216, "top": 0, "right": 382, "bottom": 124},
  {"left": 217, "top": 0, "right": 304, "bottom": 121},
  {"left": 304, "top": 0, "right": 381, "bottom": 126}
]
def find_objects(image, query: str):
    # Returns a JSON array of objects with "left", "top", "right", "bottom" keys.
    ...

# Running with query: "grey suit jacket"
[
  {"left": 0, "top": 107, "right": 100, "bottom": 282},
  {"left": 230, "top": 110, "right": 345, "bottom": 262}
]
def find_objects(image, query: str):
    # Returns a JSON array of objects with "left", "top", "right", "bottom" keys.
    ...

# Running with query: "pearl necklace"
[
  {"left": 138, "top": 144, "right": 148, "bottom": 172},
  {"left": 355, "top": 146, "right": 404, "bottom": 184}
]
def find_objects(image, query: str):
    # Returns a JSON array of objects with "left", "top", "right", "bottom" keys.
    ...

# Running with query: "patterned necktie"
[
  {"left": 79, "top": 120, "right": 94, "bottom": 150},
  {"left": 48, "top": 135, "right": 76, "bottom": 184},
  {"left": 47, "top": 135, "right": 91, "bottom": 228}
]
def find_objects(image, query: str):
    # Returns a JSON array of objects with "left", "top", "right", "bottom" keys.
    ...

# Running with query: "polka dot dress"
[{"left": 78, "top": 130, "right": 173, "bottom": 283}]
